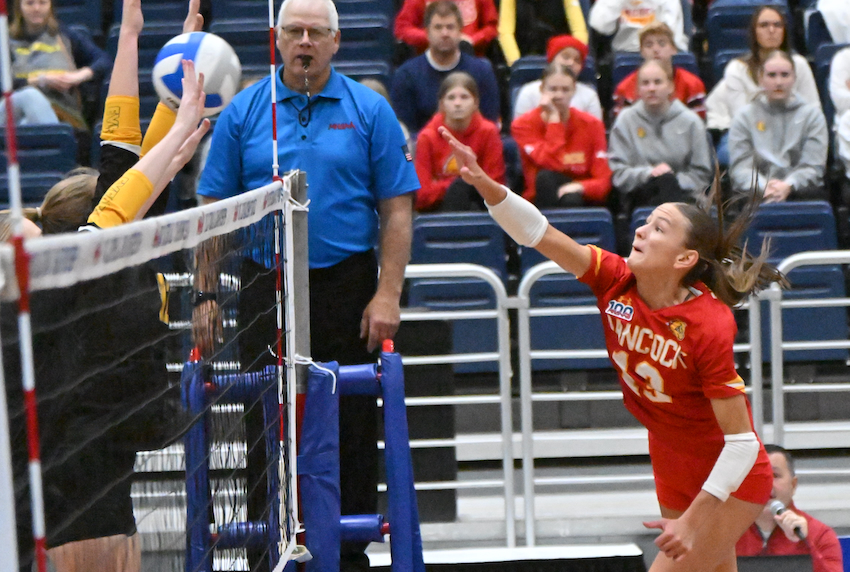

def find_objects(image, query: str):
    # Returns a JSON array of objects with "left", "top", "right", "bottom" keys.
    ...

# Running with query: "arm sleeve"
[
  {"left": 807, "top": 520, "right": 845, "bottom": 572},
  {"left": 675, "top": 122, "right": 713, "bottom": 194},
  {"left": 196, "top": 103, "right": 244, "bottom": 200},
  {"left": 830, "top": 49, "right": 850, "bottom": 117},
  {"left": 469, "top": 0, "right": 500, "bottom": 50},
  {"left": 498, "top": 0, "right": 521, "bottom": 66},
  {"left": 727, "top": 112, "right": 764, "bottom": 194},
  {"left": 580, "top": 121, "right": 613, "bottom": 203},
  {"left": 390, "top": 67, "right": 418, "bottom": 136},
  {"left": 785, "top": 109, "right": 828, "bottom": 196},
  {"left": 480, "top": 124, "right": 506, "bottom": 185},
  {"left": 66, "top": 27, "right": 112, "bottom": 81},
  {"left": 100, "top": 95, "right": 142, "bottom": 147},
  {"left": 394, "top": 0, "right": 429, "bottom": 51},
  {"left": 607, "top": 119, "right": 653, "bottom": 193},
  {"left": 140, "top": 102, "right": 177, "bottom": 157},
  {"left": 369, "top": 97, "right": 422, "bottom": 200},
  {"left": 413, "top": 131, "right": 450, "bottom": 210},
  {"left": 88, "top": 169, "right": 154, "bottom": 228},
  {"left": 588, "top": 0, "right": 622, "bottom": 36},
  {"left": 564, "top": 0, "right": 589, "bottom": 45}
]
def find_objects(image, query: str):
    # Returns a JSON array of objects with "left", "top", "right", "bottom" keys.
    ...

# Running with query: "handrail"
[{"left": 402, "top": 263, "right": 516, "bottom": 547}]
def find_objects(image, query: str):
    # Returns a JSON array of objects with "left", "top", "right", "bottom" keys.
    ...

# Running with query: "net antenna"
[{"left": 0, "top": 0, "right": 41, "bottom": 569}]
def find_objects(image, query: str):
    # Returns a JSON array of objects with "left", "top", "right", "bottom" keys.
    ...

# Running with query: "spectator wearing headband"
[
  {"left": 394, "top": 0, "right": 498, "bottom": 57},
  {"left": 513, "top": 34, "right": 602, "bottom": 120},
  {"left": 612, "top": 22, "right": 705, "bottom": 119},
  {"left": 497, "top": 0, "right": 588, "bottom": 67}
]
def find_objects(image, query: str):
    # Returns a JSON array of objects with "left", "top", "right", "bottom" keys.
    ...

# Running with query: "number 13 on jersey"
[{"left": 612, "top": 351, "right": 673, "bottom": 403}]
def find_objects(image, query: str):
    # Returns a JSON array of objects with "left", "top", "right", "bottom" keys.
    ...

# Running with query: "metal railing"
[{"left": 401, "top": 252, "right": 850, "bottom": 547}]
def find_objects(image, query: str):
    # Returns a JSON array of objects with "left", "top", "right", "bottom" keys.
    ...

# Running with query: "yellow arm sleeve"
[
  {"left": 498, "top": 0, "right": 520, "bottom": 67},
  {"left": 100, "top": 95, "right": 142, "bottom": 146},
  {"left": 87, "top": 168, "right": 154, "bottom": 228},
  {"left": 140, "top": 103, "right": 177, "bottom": 157},
  {"left": 564, "top": 0, "right": 589, "bottom": 46}
]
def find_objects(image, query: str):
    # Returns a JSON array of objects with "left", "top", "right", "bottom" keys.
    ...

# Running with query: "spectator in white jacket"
[
  {"left": 728, "top": 51, "right": 828, "bottom": 202},
  {"left": 706, "top": 6, "right": 820, "bottom": 165},
  {"left": 831, "top": 47, "right": 850, "bottom": 185},
  {"left": 589, "top": 0, "right": 687, "bottom": 53}
]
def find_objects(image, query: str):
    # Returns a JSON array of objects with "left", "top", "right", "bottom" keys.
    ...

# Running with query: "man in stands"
[
  {"left": 612, "top": 22, "right": 705, "bottom": 119},
  {"left": 394, "top": 0, "right": 498, "bottom": 57},
  {"left": 391, "top": 0, "right": 501, "bottom": 134},
  {"left": 736, "top": 445, "right": 844, "bottom": 572}
]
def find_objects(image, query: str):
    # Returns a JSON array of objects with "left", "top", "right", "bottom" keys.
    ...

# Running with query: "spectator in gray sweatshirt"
[
  {"left": 728, "top": 50, "right": 828, "bottom": 202},
  {"left": 608, "top": 59, "right": 713, "bottom": 215}
]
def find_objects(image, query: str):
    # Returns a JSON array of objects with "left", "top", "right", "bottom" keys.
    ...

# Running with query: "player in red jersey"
[{"left": 438, "top": 125, "right": 787, "bottom": 571}]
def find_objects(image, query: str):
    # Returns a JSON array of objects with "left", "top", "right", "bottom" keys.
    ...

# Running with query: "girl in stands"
[
  {"left": 728, "top": 50, "right": 828, "bottom": 202},
  {"left": 511, "top": 62, "right": 611, "bottom": 208},
  {"left": 608, "top": 59, "right": 712, "bottom": 215},
  {"left": 415, "top": 72, "right": 505, "bottom": 212},
  {"left": 439, "top": 124, "right": 784, "bottom": 572},
  {"left": 9, "top": 0, "right": 112, "bottom": 131},
  {"left": 706, "top": 5, "right": 820, "bottom": 165}
]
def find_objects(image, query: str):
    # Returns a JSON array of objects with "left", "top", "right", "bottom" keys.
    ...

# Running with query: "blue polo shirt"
[{"left": 198, "top": 68, "right": 420, "bottom": 269}]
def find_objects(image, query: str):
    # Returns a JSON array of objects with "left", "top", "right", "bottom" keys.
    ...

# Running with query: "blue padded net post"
[{"left": 182, "top": 359, "right": 212, "bottom": 572}]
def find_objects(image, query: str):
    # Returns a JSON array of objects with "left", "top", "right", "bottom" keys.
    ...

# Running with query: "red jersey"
[
  {"left": 613, "top": 67, "right": 707, "bottom": 119},
  {"left": 414, "top": 111, "right": 505, "bottom": 211},
  {"left": 511, "top": 107, "right": 612, "bottom": 204},
  {"left": 394, "top": 0, "right": 499, "bottom": 55},
  {"left": 579, "top": 246, "right": 755, "bottom": 454},
  {"left": 736, "top": 506, "right": 844, "bottom": 572}
]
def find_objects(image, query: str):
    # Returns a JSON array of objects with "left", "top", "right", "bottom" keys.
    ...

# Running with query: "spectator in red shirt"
[
  {"left": 736, "top": 444, "right": 844, "bottom": 572},
  {"left": 511, "top": 62, "right": 611, "bottom": 207},
  {"left": 395, "top": 0, "right": 498, "bottom": 56},
  {"left": 415, "top": 71, "right": 505, "bottom": 211},
  {"left": 613, "top": 22, "right": 705, "bottom": 119}
]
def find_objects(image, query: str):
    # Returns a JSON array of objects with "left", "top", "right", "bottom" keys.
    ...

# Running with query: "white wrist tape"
[
  {"left": 701, "top": 432, "right": 759, "bottom": 502},
  {"left": 486, "top": 186, "right": 548, "bottom": 247}
]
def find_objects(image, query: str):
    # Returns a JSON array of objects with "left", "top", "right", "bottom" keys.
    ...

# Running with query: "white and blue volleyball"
[{"left": 152, "top": 32, "right": 241, "bottom": 117}]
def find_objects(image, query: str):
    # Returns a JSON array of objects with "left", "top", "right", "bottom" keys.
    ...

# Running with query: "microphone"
[{"left": 768, "top": 499, "right": 806, "bottom": 541}]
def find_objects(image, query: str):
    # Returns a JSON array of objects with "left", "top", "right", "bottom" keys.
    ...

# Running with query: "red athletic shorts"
[{"left": 648, "top": 432, "right": 773, "bottom": 512}]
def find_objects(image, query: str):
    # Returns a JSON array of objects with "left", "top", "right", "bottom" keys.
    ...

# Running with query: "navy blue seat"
[
  {"left": 611, "top": 52, "right": 699, "bottom": 89},
  {"left": 106, "top": 22, "right": 183, "bottom": 68},
  {"left": 521, "top": 208, "right": 616, "bottom": 371},
  {"left": 100, "top": 72, "right": 161, "bottom": 122},
  {"left": 743, "top": 201, "right": 847, "bottom": 362},
  {"left": 335, "top": 0, "right": 395, "bottom": 19},
  {"left": 212, "top": 0, "right": 271, "bottom": 22},
  {"left": 335, "top": 14, "right": 393, "bottom": 63},
  {"left": 54, "top": 0, "right": 103, "bottom": 42},
  {"left": 814, "top": 43, "right": 849, "bottom": 132},
  {"left": 805, "top": 10, "right": 832, "bottom": 56},
  {"left": 706, "top": 0, "right": 789, "bottom": 72},
  {"left": 838, "top": 536, "right": 850, "bottom": 572},
  {"left": 208, "top": 19, "right": 269, "bottom": 67},
  {"left": 0, "top": 172, "right": 65, "bottom": 208},
  {"left": 0, "top": 125, "right": 78, "bottom": 176},
  {"left": 333, "top": 60, "right": 392, "bottom": 87},
  {"left": 712, "top": 48, "right": 747, "bottom": 85},
  {"left": 408, "top": 213, "right": 507, "bottom": 373}
]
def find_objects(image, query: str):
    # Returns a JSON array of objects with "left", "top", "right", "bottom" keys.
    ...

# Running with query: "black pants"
[
  {"left": 624, "top": 172, "right": 695, "bottom": 212},
  {"left": 535, "top": 170, "right": 585, "bottom": 208},
  {"left": 438, "top": 178, "right": 485, "bottom": 212},
  {"left": 239, "top": 251, "right": 379, "bottom": 572}
]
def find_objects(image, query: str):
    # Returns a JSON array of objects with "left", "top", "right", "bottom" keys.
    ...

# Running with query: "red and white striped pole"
[{"left": 0, "top": 1, "right": 47, "bottom": 571}]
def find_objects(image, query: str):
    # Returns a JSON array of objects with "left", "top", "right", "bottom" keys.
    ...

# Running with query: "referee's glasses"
[{"left": 282, "top": 26, "right": 335, "bottom": 42}]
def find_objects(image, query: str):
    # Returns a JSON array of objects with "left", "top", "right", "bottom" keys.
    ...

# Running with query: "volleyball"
[{"left": 152, "top": 32, "right": 242, "bottom": 118}]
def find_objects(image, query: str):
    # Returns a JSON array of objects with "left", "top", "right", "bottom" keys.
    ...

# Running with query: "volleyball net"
[{"left": 0, "top": 171, "right": 308, "bottom": 572}]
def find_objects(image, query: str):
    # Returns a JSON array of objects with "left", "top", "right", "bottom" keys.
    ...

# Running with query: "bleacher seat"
[
  {"left": 53, "top": 0, "right": 103, "bottom": 42},
  {"left": 212, "top": 0, "right": 270, "bottom": 22},
  {"left": 743, "top": 201, "right": 847, "bottom": 363},
  {"left": 814, "top": 43, "right": 849, "bottom": 131},
  {"left": 611, "top": 52, "right": 699, "bottom": 89},
  {"left": 706, "top": 0, "right": 789, "bottom": 77},
  {"left": 408, "top": 213, "right": 507, "bottom": 373},
  {"left": 712, "top": 48, "right": 748, "bottom": 85},
  {"left": 336, "top": 14, "right": 393, "bottom": 63},
  {"left": 522, "top": 208, "right": 615, "bottom": 370},
  {"left": 0, "top": 125, "right": 78, "bottom": 176},
  {"left": 112, "top": 0, "right": 187, "bottom": 25},
  {"left": 335, "top": 0, "right": 395, "bottom": 19},
  {"left": 333, "top": 60, "right": 392, "bottom": 86},
  {"left": 0, "top": 172, "right": 65, "bottom": 208},
  {"left": 838, "top": 536, "right": 850, "bottom": 572},
  {"left": 106, "top": 22, "right": 184, "bottom": 68},
  {"left": 209, "top": 18, "right": 270, "bottom": 67},
  {"left": 805, "top": 10, "right": 832, "bottom": 56}
]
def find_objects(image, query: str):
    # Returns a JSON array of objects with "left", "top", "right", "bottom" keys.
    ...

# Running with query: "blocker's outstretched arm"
[{"left": 439, "top": 127, "right": 592, "bottom": 277}]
